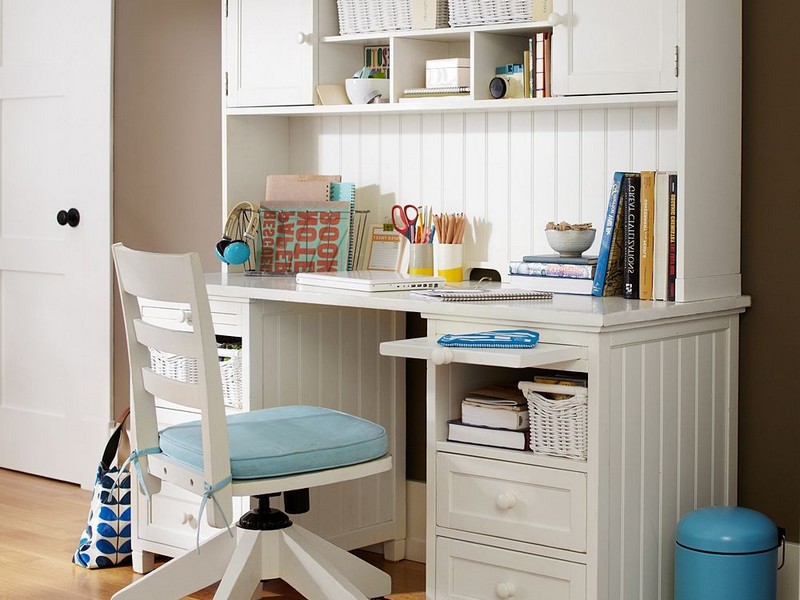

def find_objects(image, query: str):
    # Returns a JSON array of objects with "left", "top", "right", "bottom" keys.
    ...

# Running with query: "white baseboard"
[{"left": 778, "top": 541, "right": 799, "bottom": 600}]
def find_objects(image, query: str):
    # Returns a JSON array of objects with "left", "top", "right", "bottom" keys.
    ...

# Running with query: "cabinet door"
[
  {"left": 226, "top": 0, "right": 315, "bottom": 107},
  {"left": 550, "top": 0, "right": 678, "bottom": 95}
]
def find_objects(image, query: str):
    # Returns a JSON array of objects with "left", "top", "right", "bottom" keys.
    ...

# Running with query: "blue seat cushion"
[{"left": 159, "top": 405, "right": 388, "bottom": 480}]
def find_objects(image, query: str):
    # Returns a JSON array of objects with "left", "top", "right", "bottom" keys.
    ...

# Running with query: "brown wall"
[
  {"left": 740, "top": 2, "right": 800, "bottom": 541},
  {"left": 112, "top": 2, "right": 800, "bottom": 542},
  {"left": 113, "top": 0, "right": 222, "bottom": 414}
]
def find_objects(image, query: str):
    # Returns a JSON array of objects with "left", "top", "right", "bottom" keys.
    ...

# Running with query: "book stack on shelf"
[
  {"left": 523, "top": 31, "right": 551, "bottom": 99},
  {"left": 592, "top": 170, "right": 679, "bottom": 300},
  {"left": 447, "top": 383, "right": 530, "bottom": 450},
  {"left": 508, "top": 253, "right": 597, "bottom": 295}
]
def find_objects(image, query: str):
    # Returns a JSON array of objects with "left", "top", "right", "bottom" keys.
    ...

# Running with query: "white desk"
[{"left": 199, "top": 273, "right": 750, "bottom": 600}]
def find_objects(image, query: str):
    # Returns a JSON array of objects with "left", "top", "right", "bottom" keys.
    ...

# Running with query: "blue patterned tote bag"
[{"left": 73, "top": 412, "right": 133, "bottom": 568}]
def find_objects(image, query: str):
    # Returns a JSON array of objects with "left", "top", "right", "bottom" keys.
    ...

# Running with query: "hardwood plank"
[{"left": 0, "top": 468, "right": 424, "bottom": 599}]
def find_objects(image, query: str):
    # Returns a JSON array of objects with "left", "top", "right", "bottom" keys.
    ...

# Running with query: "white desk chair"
[{"left": 111, "top": 243, "right": 392, "bottom": 600}]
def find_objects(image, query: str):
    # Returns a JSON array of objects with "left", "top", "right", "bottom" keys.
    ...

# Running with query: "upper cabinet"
[
  {"left": 550, "top": 0, "right": 678, "bottom": 95},
  {"left": 226, "top": 0, "right": 361, "bottom": 108},
  {"left": 225, "top": 0, "right": 679, "bottom": 110}
]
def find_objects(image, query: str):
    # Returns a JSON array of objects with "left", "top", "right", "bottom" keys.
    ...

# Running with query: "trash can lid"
[{"left": 677, "top": 506, "right": 778, "bottom": 553}]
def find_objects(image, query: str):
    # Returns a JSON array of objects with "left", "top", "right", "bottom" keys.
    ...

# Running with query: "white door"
[
  {"left": 550, "top": 0, "right": 678, "bottom": 96},
  {"left": 0, "top": 1, "right": 113, "bottom": 486}
]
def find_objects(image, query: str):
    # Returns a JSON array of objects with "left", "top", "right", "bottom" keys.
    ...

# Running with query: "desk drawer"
[
  {"left": 437, "top": 453, "right": 586, "bottom": 551},
  {"left": 436, "top": 537, "right": 585, "bottom": 600}
]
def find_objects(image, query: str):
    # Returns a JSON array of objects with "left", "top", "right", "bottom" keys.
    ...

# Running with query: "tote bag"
[{"left": 73, "top": 413, "right": 133, "bottom": 568}]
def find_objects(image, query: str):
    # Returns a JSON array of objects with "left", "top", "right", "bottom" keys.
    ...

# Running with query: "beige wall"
[
  {"left": 113, "top": 0, "right": 222, "bottom": 413},
  {"left": 112, "top": 1, "right": 800, "bottom": 543}
]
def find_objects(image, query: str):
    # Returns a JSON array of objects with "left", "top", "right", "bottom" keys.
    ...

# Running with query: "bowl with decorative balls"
[{"left": 545, "top": 221, "right": 596, "bottom": 257}]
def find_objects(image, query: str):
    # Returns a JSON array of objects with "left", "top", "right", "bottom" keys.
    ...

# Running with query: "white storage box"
[{"left": 426, "top": 58, "right": 470, "bottom": 88}]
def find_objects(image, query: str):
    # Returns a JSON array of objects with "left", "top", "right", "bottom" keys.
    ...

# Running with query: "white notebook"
[{"left": 295, "top": 270, "right": 445, "bottom": 292}]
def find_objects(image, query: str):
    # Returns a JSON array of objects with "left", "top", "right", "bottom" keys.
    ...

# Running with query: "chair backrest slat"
[
  {"left": 134, "top": 318, "right": 198, "bottom": 359},
  {"left": 141, "top": 368, "right": 204, "bottom": 410}
]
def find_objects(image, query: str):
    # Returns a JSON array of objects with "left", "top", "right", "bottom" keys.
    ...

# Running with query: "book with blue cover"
[{"left": 592, "top": 171, "right": 627, "bottom": 296}]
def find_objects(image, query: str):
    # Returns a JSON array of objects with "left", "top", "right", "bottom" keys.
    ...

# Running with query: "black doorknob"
[{"left": 57, "top": 208, "right": 80, "bottom": 227}]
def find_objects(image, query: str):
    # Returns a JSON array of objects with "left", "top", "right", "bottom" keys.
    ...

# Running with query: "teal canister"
[{"left": 675, "top": 506, "right": 784, "bottom": 600}]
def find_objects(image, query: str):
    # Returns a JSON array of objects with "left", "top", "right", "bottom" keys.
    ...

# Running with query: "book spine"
[
  {"left": 509, "top": 261, "right": 593, "bottom": 279},
  {"left": 528, "top": 37, "right": 535, "bottom": 98},
  {"left": 622, "top": 172, "right": 641, "bottom": 299},
  {"left": 639, "top": 171, "right": 655, "bottom": 301},
  {"left": 652, "top": 171, "right": 671, "bottom": 300},
  {"left": 523, "top": 50, "right": 531, "bottom": 98},
  {"left": 592, "top": 171, "right": 624, "bottom": 296},
  {"left": 667, "top": 173, "right": 678, "bottom": 301}
]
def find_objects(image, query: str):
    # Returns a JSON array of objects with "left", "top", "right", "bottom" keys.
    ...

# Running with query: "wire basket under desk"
[
  {"left": 519, "top": 380, "right": 588, "bottom": 461},
  {"left": 149, "top": 346, "right": 243, "bottom": 410}
]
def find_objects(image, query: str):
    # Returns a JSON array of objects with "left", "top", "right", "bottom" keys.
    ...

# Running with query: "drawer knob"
[
  {"left": 181, "top": 512, "right": 197, "bottom": 529},
  {"left": 548, "top": 12, "right": 563, "bottom": 26},
  {"left": 430, "top": 347, "right": 454, "bottom": 365},
  {"left": 295, "top": 31, "right": 309, "bottom": 44},
  {"left": 495, "top": 492, "right": 517, "bottom": 510},
  {"left": 495, "top": 582, "right": 516, "bottom": 598}
]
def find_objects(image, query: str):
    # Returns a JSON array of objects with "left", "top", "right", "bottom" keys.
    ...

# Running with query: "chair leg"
[
  {"left": 278, "top": 525, "right": 392, "bottom": 600},
  {"left": 111, "top": 529, "right": 236, "bottom": 600},
  {"left": 212, "top": 529, "right": 263, "bottom": 600}
]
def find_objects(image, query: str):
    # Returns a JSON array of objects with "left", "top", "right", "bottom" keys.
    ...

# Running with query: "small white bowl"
[
  {"left": 545, "top": 228, "right": 596, "bottom": 257},
  {"left": 345, "top": 78, "right": 390, "bottom": 104}
]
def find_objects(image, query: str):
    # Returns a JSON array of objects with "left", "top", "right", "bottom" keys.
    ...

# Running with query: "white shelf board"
[
  {"left": 380, "top": 336, "right": 587, "bottom": 369},
  {"left": 226, "top": 92, "right": 678, "bottom": 117}
]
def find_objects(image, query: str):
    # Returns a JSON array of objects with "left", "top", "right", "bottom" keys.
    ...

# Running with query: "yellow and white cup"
[
  {"left": 436, "top": 243, "right": 463, "bottom": 283},
  {"left": 408, "top": 244, "right": 434, "bottom": 276}
]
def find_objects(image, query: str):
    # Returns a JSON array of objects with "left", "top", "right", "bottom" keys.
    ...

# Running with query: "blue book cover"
[{"left": 592, "top": 172, "right": 625, "bottom": 296}]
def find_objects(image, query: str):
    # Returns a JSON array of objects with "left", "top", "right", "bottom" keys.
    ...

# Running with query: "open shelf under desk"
[{"left": 226, "top": 92, "right": 678, "bottom": 117}]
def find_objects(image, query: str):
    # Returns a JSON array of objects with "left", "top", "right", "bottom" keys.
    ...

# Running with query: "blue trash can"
[{"left": 675, "top": 506, "right": 785, "bottom": 600}]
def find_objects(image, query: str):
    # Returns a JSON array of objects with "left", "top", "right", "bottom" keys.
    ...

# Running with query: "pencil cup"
[
  {"left": 408, "top": 244, "right": 434, "bottom": 276},
  {"left": 436, "top": 243, "right": 463, "bottom": 283}
]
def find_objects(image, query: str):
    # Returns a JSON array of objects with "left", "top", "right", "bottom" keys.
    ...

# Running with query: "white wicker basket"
[
  {"left": 149, "top": 347, "right": 243, "bottom": 410},
  {"left": 337, "top": 0, "right": 413, "bottom": 34},
  {"left": 519, "top": 381, "right": 588, "bottom": 461},
  {"left": 449, "top": 0, "right": 534, "bottom": 26}
]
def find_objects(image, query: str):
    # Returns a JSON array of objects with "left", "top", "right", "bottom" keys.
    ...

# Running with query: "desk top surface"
[{"left": 205, "top": 272, "right": 750, "bottom": 329}]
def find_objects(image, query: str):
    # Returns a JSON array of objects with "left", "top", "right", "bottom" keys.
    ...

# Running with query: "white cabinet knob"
[
  {"left": 548, "top": 12, "right": 563, "bottom": 26},
  {"left": 495, "top": 492, "right": 517, "bottom": 510},
  {"left": 495, "top": 582, "right": 516, "bottom": 598},
  {"left": 431, "top": 347, "right": 454, "bottom": 365},
  {"left": 296, "top": 31, "right": 309, "bottom": 44}
]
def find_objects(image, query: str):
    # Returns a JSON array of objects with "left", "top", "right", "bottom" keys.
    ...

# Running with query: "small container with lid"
[{"left": 675, "top": 506, "right": 785, "bottom": 600}]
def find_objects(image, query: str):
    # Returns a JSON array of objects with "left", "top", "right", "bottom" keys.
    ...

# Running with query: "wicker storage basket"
[
  {"left": 337, "top": 0, "right": 412, "bottom": 34},
  {"left": 449, "top": 0, "right": 534, "bottom": 26},
  {"left": 519, "top": 381, "right": 588, "bottom": 461},
  {"left": 149, "top": 346, "right": 243, "bottom": 410}
]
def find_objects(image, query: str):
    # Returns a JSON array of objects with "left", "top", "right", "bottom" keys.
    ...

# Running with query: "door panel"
[{"left": 0, "top": 0, "right": 113, "bottom": 486}]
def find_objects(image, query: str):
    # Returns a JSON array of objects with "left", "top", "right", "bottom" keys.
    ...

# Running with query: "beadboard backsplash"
[{"left": 227, "top": 106, "right": 678, "bottom": 275}]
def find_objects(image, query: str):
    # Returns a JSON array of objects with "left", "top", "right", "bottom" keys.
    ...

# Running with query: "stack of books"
[
  {"left": 447, "top": 383, "right": 530, "bottom": 450},
  {"left": 507, "top": 254, "right": 597, "bottom": 295}
]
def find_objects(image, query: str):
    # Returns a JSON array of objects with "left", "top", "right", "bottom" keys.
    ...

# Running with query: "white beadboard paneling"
[
  {"left": 531, "top": 110, "right": 557, "bottom": 255},
  {"left": 606, "top": 324, "right": 735, "bottom": 598},
  {"left": 555, "top": 109, "right": 581, "bottom": 222},
  {"left": 258, "top": 304, "right": 402, "bottom": 549},
  {"left": 508, "top": 111, "right": 533, "bottom": 261},
  {"left": 486, "top": 111, "right": 509, "bottom": 266},
  {"left": 421, "top": 113, "right": 443, "bottom": 209},
  {"left": 463, "top": 112, "right": 487, "bottom": 258},
  {"left": 285, "top": 107, "right": 678, "bottom": 276}
]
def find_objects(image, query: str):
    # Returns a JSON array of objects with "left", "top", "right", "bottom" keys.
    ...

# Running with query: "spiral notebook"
[{"left": 411, "top": 288, "right": 553, "bottom": 302}]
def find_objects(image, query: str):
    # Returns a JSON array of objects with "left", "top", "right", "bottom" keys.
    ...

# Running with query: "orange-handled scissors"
[{"left": 391, "top": 204, "right": 419, "bottom": 243}]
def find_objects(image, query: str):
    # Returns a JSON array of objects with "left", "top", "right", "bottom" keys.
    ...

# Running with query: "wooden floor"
[{"left": 0, "top": 468, "right": 425, "bottom": 599}]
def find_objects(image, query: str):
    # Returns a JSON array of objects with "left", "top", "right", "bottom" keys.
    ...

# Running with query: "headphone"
[{"left": 215, "top": 202, "right": 259, "bottom": 265}]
